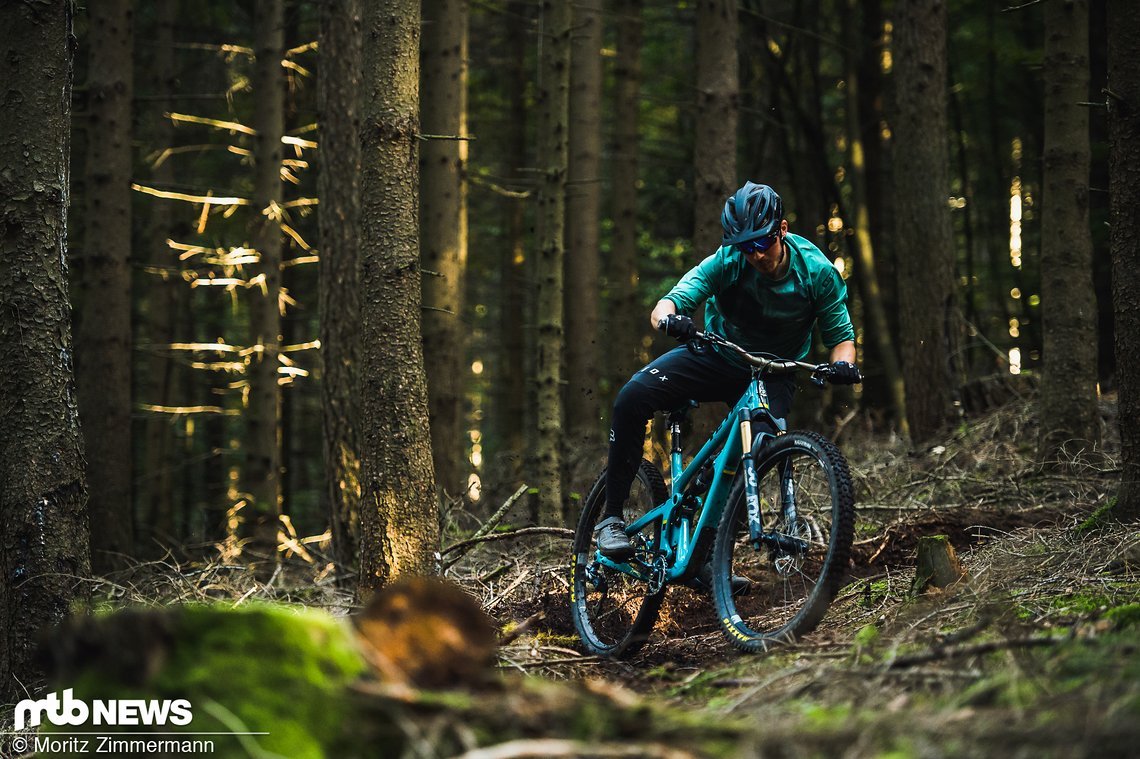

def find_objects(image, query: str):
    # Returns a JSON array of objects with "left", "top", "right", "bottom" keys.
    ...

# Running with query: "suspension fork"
[
  {"left": 780, "top": 455, "right": 797, "bottom": 524},
  {"left": 739, "top": 418, "right": 764, "bottom": 541}
]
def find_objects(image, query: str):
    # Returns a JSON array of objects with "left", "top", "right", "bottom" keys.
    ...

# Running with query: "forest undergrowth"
[{"left": 84, "top": 396, "right": 1139, "bottom": 757}]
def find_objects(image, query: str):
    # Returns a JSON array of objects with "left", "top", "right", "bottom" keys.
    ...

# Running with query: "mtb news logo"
[{"left": 14, "top": 689, "right": 193, "bottom": 730}]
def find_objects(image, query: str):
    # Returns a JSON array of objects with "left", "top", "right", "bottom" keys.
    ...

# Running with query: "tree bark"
[
  {"left": 890, "top": 0, "right": 961, "bottom": 445},
  {"left": 1038, "top": 0, "right": 1099, "bottom": 465},
  {"left": 564, "top": 0, "right": 604, "bottom": 450},
  {"left": 246, "top": 0, "right": 286, "bottom": 569},
  {"left": 609, "top": 0, "right": 644, "bottom": 391},
  {"left": 319, "top": 0, "right": 363, "bottom": 580},
  {"left": 1107, "top": 0, "right": 1140, "bottom": 520},
  {"left": 76, "top": 0, "right": 134, "bottom": 571},
  {"left": 693, "top": 0, "right": 738, "bottom": 252},
  {"left": 137, "top": 0, "right": 182, "bottom": 554},
  {"left": 358, "top": 0, "right": 440, "bottom": 592},
  {"left": 533, "top": 0, "right": 571, "bottom": 523},
  {"left": 843, "top": 0, "right": 907, "bottom": 436},
  {"left": 490, "top": 0, "right": 530, "bottom": 493},
  {"left": 0, "top": 0, "right": 90, "bottom": 699},
  {"left": 421, "top": 0, "right": 470, "bottom": 499}
]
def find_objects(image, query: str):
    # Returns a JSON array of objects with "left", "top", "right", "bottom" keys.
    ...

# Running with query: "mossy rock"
[{"left": 46, "top": 604, "right": 369, "bottom": 758}]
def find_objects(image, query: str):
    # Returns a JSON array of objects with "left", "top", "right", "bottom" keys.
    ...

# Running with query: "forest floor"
[
  {"left": 88, "top": 397, "right": 1138, "bottom": 757},
  {"left": 450, "top": 396, "right": 1139, "bottom": 757}
]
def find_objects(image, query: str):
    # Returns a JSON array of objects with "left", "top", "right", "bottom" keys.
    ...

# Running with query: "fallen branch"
[
  {"left": 442, "top": 527, "right": 573, "bottom": 560},
  {"left": 885, "top": 634, "right": 1069, "bottom": 670}
]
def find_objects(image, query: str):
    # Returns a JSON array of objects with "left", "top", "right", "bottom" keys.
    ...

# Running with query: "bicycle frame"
[{"left": 595, "top": 367, "right": 788, "bottom": 584}]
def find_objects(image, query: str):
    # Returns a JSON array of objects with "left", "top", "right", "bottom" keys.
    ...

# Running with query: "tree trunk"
[
  {"left": 0, "top": 0, "right": 90, "bottom": 699},
  {"left": 421, "top": 0, "right": 470, "bottom": 499},
  {"left": 319, "top": 0, "right": 364, "bottom": 581},
  {"left": 1038, "top": 0, "right": 1099, "bottom": 465},
  {"left": 564, "top": 0, "right": 604, "bottom": 451},
  {"left": 533, "top": 0, "right": 571, "bottom": 523},
  {"left": 843, "top": 0, "right": 906, "bottom": 436},
  {"left": 247, "top": 0, "right": 286, "bottom": 569},
  {"left": 890, "top": 0, "right": 961, "bottom": 445},
  {"left": 76, "top": 0, "right": 133, "bottom": 571},
  {"left": 358, "top": 0, "right": 440, "bottom": 592},
  {"left": 1107, "top": 0, "right": 1140, "bottom": 520},
  {"left": 693, "top": 0, "right": 738, "bottom": 251},
  {"left": 138, "top": 0, "right": 182, "bottom": 554},
  {"left": 490, "top": 0, "right": 530, "bottom": 495},
  {"left": 609, "top": 0, "right": 644, "bottom": 391}
]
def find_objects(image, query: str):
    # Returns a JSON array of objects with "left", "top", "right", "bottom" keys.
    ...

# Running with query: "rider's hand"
[
  {"left": 658, "top": 314, "right": 697, "bottom": 341},
  {"left": 828, "top": 361, "right": 862, "bottom": 385}
]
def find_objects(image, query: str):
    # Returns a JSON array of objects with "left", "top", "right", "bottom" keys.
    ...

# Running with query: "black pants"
[{"left": 604, "top": 346, "right": 796, "bottom": 518}]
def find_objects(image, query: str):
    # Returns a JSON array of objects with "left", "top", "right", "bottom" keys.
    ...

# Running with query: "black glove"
[
  {"left": 658, "top": 314, "right": 697, "bottom": 341},
  {"left": 828, "top": 361, "right": 862, "bottom": 385}
]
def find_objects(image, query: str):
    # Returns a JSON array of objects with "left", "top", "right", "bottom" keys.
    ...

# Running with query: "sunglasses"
[{"left": 739, "top": 234, "right": 780, "bottom": 255}]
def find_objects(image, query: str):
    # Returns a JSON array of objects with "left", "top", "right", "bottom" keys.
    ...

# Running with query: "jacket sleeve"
[
  {"left": 661, "top": 250, "right": 730, "bottom": 315},
  {"left": 814, "top": 266, "right": 857, "bottom": 348}
]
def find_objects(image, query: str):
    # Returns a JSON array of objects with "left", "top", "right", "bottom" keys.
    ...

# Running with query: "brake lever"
[
  {"left": 685, "top": 336, "right": 711, "bottom": 356},
  {"left": 809, "top": 365, "right": 830, "bottom": 388}
]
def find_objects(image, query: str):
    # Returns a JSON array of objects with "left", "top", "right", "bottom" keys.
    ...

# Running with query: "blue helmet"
[{"left": 721, "top": 182, "right": 783, "bottom": 246}]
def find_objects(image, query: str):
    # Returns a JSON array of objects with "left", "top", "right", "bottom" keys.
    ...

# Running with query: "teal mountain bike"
[{"left": 569, "top": 330, "right": 856, "bottom": 657}]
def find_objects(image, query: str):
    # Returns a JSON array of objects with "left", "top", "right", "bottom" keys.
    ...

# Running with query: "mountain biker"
[{"left": 596, "top": 181, "right": 860, "bottom": 562}]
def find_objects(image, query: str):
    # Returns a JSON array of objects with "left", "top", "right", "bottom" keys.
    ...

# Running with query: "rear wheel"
[
  {"left": 711, "top": 431, "right": 854, "bottom": 652},
  {"left": 569, "top": 460, "right": 668, "bottom": 658}
]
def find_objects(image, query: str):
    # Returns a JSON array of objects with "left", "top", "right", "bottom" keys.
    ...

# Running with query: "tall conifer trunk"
[
  {"left": 1107, "top": 0, "right": 1140, "bottom": 519},
  {"left": 843, "top": 0, "right": 906, "bottom": 435},
  {"left": 358, "top": 0, "right": 440, "bottom": 591},
  {"left": 564, "top": 0, "right": 604, "bottom": 450},
  {"left": 693, "top": 0, "right": 738, "bottom": 251},
  {"left": 247, "top": 0, "right": 286, "bottom": 567},
  {"left": 534, "top": 0, "right": 572, "bottom": 523},
  {"left": 0, "top": 0, "right": 90, "bottom": 699},
  {"left": 1038, "top": 0, "right": 1099, "bottom": 464},
  {"left": 319, "top": 0, "right": 363, "bottom": 578},
  {"left": 890, "top": 0, "right": 961, "bottom": 444},
  {"left": 139, "top": 0, "right": 182, "bottom": 553},
  {"left": 610, "top": 0, "right": 644, "bottom": 391},
  {"left": 421, "top": 0, "right": 470, "bottom": 499},
  {"left": 77, "top": 0, "right": 134, "bottom": 570}
]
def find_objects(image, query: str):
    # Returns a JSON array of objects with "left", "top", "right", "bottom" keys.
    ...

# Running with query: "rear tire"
[
  {"left": 569, "top": 460, "right": 668, "bottom": 658},
  {"left": 711, "top": 431, "right": 854, "bottom": 652}
]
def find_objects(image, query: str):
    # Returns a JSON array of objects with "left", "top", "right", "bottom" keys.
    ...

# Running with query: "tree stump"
[{"left": 913, "top": 535, "right": 967, "bottom": 593}]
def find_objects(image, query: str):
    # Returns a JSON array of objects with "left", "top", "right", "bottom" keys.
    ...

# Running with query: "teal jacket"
[{"left": 662, "top": 233, "right": 856, "bottom": 364}]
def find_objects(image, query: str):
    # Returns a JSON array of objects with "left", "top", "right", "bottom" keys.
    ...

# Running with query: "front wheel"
[
  {"left": 569, "top": 460, "right": 668, "bottom": 658},
  {"left": 711, "top": 431, "right": 855, "bottom": 652}
]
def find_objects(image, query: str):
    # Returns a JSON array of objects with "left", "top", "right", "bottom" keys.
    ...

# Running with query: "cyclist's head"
[{"left": 721, "top": 182, "right": 784, "bottom": 247}]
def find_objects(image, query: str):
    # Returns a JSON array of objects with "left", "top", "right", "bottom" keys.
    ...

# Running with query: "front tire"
[
  {"left": 569, "top": 460, "right": 668, "bottom": 658},
  {"left": 711, "top": 431, "right": 855, "bottom": 652}
]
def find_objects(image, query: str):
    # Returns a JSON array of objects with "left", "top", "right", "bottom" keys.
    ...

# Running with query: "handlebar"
[{"left": 689, "top": 330, "right": 843, "bottom": 387}]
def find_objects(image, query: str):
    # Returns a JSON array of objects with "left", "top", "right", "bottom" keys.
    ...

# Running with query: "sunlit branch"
[
  {"left": 286, "top": 41, "right": 318, "bottom": 57},
  {"left": 281, "top": 198, "right": 318, "bottom": 209},
  {"left": 280, "top": 222, "right": 311, "bottom": 250},
  {"left": 283, "top": 255, "right": 319, "bottom": 268},
  {"left": 137, "top": 403, "right": 241, "bottom": 416},
  {"left": 282, "top": 60, "right": 311, "bottom": 78},
  {"left": 167, "top": 112, "right": 256, "bottom": 135},
  {"left": 131, "top": 183, "right": 249, "bottom": 206}
]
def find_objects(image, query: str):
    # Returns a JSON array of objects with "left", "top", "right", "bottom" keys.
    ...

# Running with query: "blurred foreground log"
[{"left": 39, "top": 578, "right": 746, "bottom": 758}]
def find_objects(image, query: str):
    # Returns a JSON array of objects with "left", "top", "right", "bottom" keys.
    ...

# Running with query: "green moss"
[
  {"left": 1077, "top": 497, "right": 1118, "bottom": 534},
  {"left": 854, "top": 624, "right": 880, "bottom": 649},
  {"left": 1105, "top": 604, "right": 1140, "bottom": 629},
  {"left": 68, "top": 604, "right": 368, "bottom": 759}
]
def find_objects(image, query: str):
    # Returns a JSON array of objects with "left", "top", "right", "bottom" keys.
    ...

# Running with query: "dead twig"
[
  {"left": 885, "top": 634, "right": 1070, "bottom": 670},
  {"left": 442, "top": 527, "right": 574, "bottom": 562}
]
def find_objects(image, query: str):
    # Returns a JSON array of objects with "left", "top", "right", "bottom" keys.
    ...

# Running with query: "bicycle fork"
[{"left": 741, "top": 418, "right": 807, "bottom": 554}]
